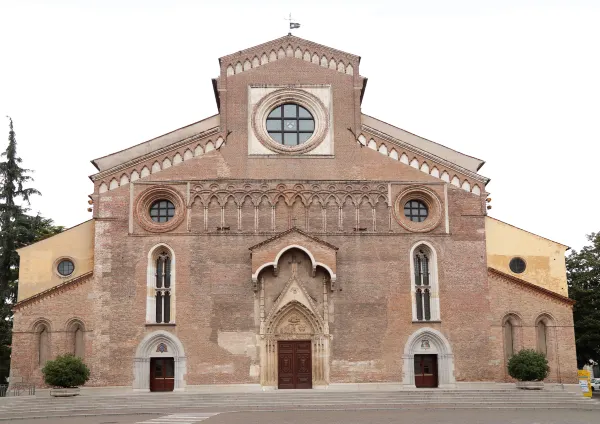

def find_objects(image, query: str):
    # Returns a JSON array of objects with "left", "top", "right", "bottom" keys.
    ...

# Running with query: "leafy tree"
[
  {"left": 507, "top": 349, "right": 549, "bottom": 381},
  {"left": 0, "top": 118, "right": 63, "bottom": 383},
  {"left": 42, "top": 354, "right": 90, "bottom": 388},
  {"left": 567, "top": 231, "right": 600, "bottom": 366}
]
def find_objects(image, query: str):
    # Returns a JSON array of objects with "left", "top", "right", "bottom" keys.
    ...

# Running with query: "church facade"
[{"left": 9, "top": 36, "right": 577, "bottom": 391}]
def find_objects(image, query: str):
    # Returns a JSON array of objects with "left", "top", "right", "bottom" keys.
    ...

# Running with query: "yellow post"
[{"left": 578, "top": 369, "right": 592, "bottom": 398}]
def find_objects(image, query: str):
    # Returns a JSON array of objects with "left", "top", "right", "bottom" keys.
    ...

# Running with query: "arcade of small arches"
[{"left": 355, "top": 133, "right": 483, "bottom": 195}]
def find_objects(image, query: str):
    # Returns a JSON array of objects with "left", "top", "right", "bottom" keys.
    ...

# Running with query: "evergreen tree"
[
  {"left": 567, "top": 231, "right": 600, "bottom": 366},
  {"left": 0, "top": 118, "right": 62, "bottom": 383}
]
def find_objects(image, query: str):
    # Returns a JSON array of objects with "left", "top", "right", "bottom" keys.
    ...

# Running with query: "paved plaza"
[
  {"left": 2, "top": 389, "right": 599, "bottom": 423},
  {"left": 7, "top": 409, "right": 600, "bottom": 424}
]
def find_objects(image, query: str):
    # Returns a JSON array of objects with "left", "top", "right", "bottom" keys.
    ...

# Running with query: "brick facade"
[{"left": 9, "top": 35, "right": 577, "bottom": 389}]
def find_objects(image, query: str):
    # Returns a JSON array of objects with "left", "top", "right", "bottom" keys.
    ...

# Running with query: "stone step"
[
  {"left": 2, "top": 396, "right": 587, "bottom": 408},
  {"left": 3, "top": 399, "right": 596, "bottom": 411},
  {"left": 3, "top": 390, "right": 583, "bottom": 398},
  {"left": 1, "top": 394, "right": 587, "bottom": 405}
]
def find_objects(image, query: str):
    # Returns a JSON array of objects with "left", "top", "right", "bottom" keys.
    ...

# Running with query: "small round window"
[
  {"left": 404, "top": 200, "right": 428, "bottom": 222},
  {"left": 509, "top": 257, "right": 526, "bottom": 274},
  {"left": 57, "top": 259, "right": 74, "bottom": 276},
  {"left": 266, "top": 103, "right": 315, "bottom": 146},
  {"left": 150, "top": 200, "right": 175, "bottom": 223}
]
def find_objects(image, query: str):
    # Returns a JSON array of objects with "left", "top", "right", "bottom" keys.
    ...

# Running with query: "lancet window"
[
  {"left": 414, "top": 249, "right": 431, "bottom": 320},
  {"left": 155, "top": 251, "right": 172, "bottom": 323},
  {"left": 411, "top": 243, "right": 440, "bottom": 321}
]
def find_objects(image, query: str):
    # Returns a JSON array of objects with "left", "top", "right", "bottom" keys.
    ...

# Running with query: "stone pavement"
[
  {"left": 135, "top": 412, "right": 220, "bottom": 424},
  {"left": 1, "top": 389, "right": 598, "bottom": 422},
  {"left": 7, "top": 410, "right": 600, "bottom": 424}
]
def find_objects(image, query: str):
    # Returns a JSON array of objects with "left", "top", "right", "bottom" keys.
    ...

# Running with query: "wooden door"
[
  {"left": 150, "top": 358, "right": 175, "bottom": 392},
  {"left": 278, "top": 340, "right": 312, "bottom": 389},
  {"left": 414, "top": 354, "right": 438, "bottom": 388}
]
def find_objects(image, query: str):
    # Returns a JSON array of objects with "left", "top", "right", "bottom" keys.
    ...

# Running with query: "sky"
[{"left": 0, "top": 0, "right": 598, "bottom": 251}]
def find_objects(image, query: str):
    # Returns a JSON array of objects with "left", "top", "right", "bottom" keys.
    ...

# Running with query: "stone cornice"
[
  {"left": 13, "top": 272, "right": 93, "bottom": 311},
  {"left": 90, "top": 126, "right": 220, "bottom": 182},
  {"left": 488, "top": 267, "right": 575, "bottom": 306},
  {"left": 362, "top": 124, "right": 489, "bottom": 185}
]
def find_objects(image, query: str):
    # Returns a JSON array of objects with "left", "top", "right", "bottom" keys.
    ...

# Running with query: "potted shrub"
[
  {"left": 42, "top": 354, "right": 90, "bottom": 397},
  {"left": 508, "top": 349, "right": 549, "bottom": 389}
]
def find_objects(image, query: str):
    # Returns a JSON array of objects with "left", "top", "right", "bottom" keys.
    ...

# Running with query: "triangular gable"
[
  {"left": 220, "top": 34, "right": 360, "bottom": 79},
  {"left": 249, "top": 227, "right": 338, "bottom": 251}
]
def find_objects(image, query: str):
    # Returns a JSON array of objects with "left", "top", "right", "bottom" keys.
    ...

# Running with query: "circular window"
[
  {"left": 509, "top": 257, "right": 526, "bottom": 274},
  {"left": 404, "top": 200, "right": 428, "bottom": 222},
  {"left": 251, "top": 88, "right": 329, "bottom": 155},
  {"left": 57, "top": 259, "right": 74, "bottom": 276},
  {"left": 266, "top": 103, "right": 315, "bottom": 146},
  {"left": 393, "top": 186, "right": 443, "bottom": 233},
  {"left": 149, "top": 200, "right": 175, "bottom": 223}
]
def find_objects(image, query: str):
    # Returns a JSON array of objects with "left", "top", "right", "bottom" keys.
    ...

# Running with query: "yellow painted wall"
[
  {"left": 17, "top": 220, "right": 94, "bottom": 301},
  {"left": 486, "top": 217, "right": 568, "bottom": 296}
]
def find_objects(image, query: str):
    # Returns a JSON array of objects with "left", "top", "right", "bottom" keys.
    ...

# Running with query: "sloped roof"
[
  {"left": 12, "top": 271, "right": 93, "bottom": 310},
  {"left": 362, "top": 114, "right": 485, "bottom": 173},
  {"left": 488, "top": 267, "right": 574, "bottom": 305},
  {"left": 91, "top": 115, "right": 219, "bottom": 172}
]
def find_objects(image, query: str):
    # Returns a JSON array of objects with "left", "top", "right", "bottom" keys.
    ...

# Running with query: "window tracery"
[
  {"left": 411, "top": 242, "right": 439, "bottom": 321},
  {"left": 155, "top": 251, "right": 172, "bottom": 323}
]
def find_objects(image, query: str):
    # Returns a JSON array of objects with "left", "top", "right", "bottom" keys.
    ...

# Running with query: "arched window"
[
  {"left": 504, "top": 321, "right": 514, "bottom": 357},
  {"left": 537, "top": 320, "right": 547, "bottom": 356},
  {"left": 155, "top": 251, "right": 172, "bottom": 323},
  {"left": 38, "top": 326, "right": 49, "bottom": 365},
  {"left": 147, "top": 245, "right": 175, "bottom": 324},
  {"left": 502, "top": 314, "right": 520, "bottom": 361},
  {"left": 536, "top": 314, "right": 554, "bottom": 357},
  {"left": 74, "top": 326, "right": 84, "bottom": 358},
  {"left": 67, "top": 320, "right": 85, "bottom": 358},
  {"left": 411, "top": 243, "right": 439, "bottom": 321}
]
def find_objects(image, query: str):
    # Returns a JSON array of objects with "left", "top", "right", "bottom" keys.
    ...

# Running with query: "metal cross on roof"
[{"left": 285, "top": 13, "right": 301, "bottom": 35}]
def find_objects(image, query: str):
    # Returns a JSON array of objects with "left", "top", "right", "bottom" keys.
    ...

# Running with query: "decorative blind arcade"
[
  {"left": 414, "top": 250, "right": 431, "bottom": 321},
  {"left": 155, "top": 252, "right": 171, "bottom": 323}
]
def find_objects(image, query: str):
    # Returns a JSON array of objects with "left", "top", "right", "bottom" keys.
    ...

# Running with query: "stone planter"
[
  {"left": 516, "top": 381, "right": 544, "bottom": 390},
  {"left": 50, "top": 387, "right": 80, "bottom": 397}
]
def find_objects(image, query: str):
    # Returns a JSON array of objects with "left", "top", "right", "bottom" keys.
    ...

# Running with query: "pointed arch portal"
[
  {"left": 133, "top": 330, "right": 186, "bottom": 391},
  {"left": 251, "top": 233, "right": 335, "bottom": 389},
  {"left": 403, "top": 327, "right": 455, "bottom": 388}
]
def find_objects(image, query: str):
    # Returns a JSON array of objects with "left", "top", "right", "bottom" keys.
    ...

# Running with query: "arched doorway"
[
  {"left": 262, "top": 300, "right": 329, "bottom": 389},
  {"left": 133, "top": 330, "right": 186, "bottom": 392},
  {"left": 403, "top": 327, "right": 455, "bottom": 388}
]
